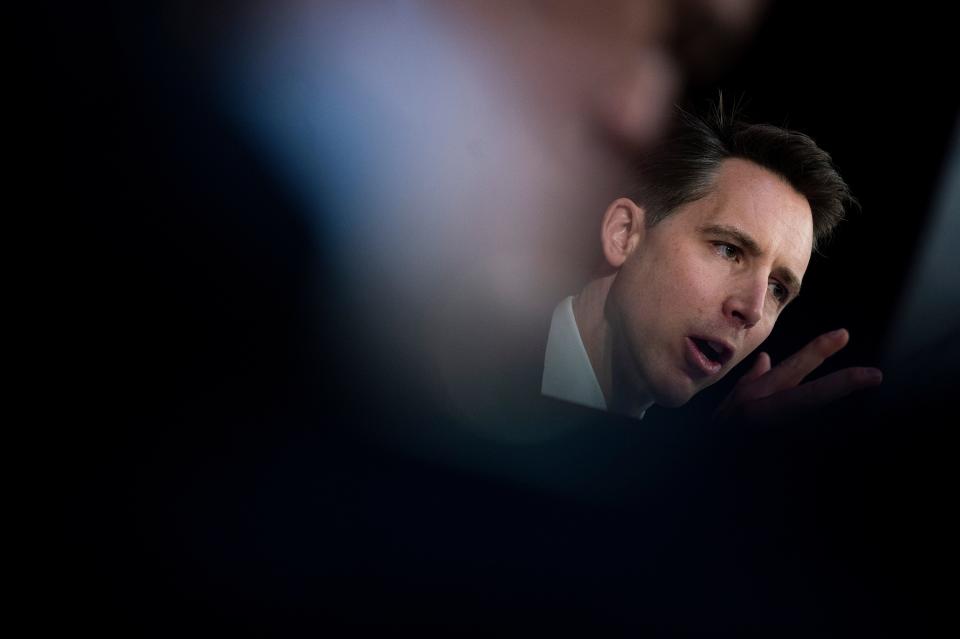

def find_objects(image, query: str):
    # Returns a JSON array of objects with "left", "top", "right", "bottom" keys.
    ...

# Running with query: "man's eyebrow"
[{"left": 698, "top": 223, "right": 803, "bottom": 297}]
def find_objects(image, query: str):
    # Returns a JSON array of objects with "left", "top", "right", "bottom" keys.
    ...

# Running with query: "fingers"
[
  {"left": 739, "top": 351, "right": 771, "bottom": 385},
  {"left": 713, "top": 329, "right": 883, "bottom": 427},
  {"left": 749, "top": 329, "right": 850, "bottom": 398},
  {"left": 746, "top": 365, "right": 883, "bottom": 423},
  {"left": 769, "top": 365, "right": 882, "bottom": 410},
  {"left": 713, "top": 351, "right": 770, "bottom": 420}
]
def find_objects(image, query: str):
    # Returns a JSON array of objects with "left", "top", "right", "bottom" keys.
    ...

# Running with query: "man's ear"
[{"left": 601, "top": 198, "right": 646, "bottom": 268}]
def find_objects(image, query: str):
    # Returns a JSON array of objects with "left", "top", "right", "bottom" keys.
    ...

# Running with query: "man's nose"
[{"left": 723, "top": 278, "right": 766, "bottom": 329}]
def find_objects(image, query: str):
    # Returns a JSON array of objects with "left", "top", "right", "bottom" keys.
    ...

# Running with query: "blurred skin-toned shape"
[{"left": 223, "top": 0, "right": 767, "bottom": 440}]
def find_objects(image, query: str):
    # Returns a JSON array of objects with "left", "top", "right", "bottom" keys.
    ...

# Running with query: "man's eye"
[
  {"left": 769, "top": 281, "right": 788, "bottom": 303},
  {"left": 714, "top": 242, "right": 740, "bottom": 261}
]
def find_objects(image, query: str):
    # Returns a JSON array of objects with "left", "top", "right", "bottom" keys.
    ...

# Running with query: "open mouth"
[
  {"left": 691, "top": 337, "right": 725, "bottom": 365},
  {"left": 685, "top": 336, "right": 733, "bottom": 377}
]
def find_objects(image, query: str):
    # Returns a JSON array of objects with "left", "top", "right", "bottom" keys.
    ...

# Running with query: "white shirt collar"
[
  {"left": 541, "top": 296, "right": 608, "bottom": 412},
  {"left": 541, "top": 295, "right": 648, "bottom": 420}
]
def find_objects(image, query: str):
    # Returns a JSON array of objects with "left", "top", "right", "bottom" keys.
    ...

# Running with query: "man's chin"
[
  {"left": 651, "top": 377, "right": 702, "bottom": 408},
  {"left": 655, "top": 393, "right": 692, "bottom": 409}
]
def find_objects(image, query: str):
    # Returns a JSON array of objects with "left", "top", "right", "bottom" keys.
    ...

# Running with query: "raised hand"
[{"left": 713, "top": 329, "right": 883, "bottom": 426}]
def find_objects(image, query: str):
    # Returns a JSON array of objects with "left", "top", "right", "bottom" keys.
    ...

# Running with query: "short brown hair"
[{"left": 630, "top": 99, "right": 856, "bottom": 253}]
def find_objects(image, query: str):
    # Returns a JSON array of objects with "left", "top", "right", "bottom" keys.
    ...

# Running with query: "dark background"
[{"left": 43, "top": 1, "right": 957, "bottom": 635}]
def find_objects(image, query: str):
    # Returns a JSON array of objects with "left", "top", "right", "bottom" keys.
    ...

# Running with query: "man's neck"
[{"left": 572, "top": 277, "right": 655, "bottom": 418}]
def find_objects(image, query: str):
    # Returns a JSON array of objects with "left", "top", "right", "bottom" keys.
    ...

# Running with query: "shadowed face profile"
[{"left": 602, "top": 158, "right": 813, "bottom": 412}]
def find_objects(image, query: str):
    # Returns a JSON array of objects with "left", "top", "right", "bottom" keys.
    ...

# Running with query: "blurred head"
[
  {"left": 225, "top": 0, "right": 772, "bottom": 436},
  {"left": 597, "top": 106, "right": 854, "bottom": 411}
]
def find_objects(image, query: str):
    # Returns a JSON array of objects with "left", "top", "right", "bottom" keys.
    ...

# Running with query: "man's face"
[{"left": 606, "top": 158, "right": 814, "bottom": 408}]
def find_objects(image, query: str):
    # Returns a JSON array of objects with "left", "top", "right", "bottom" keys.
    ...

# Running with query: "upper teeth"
[{"left": 707, "top": 341, "right": 724, "bottom": 355}]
